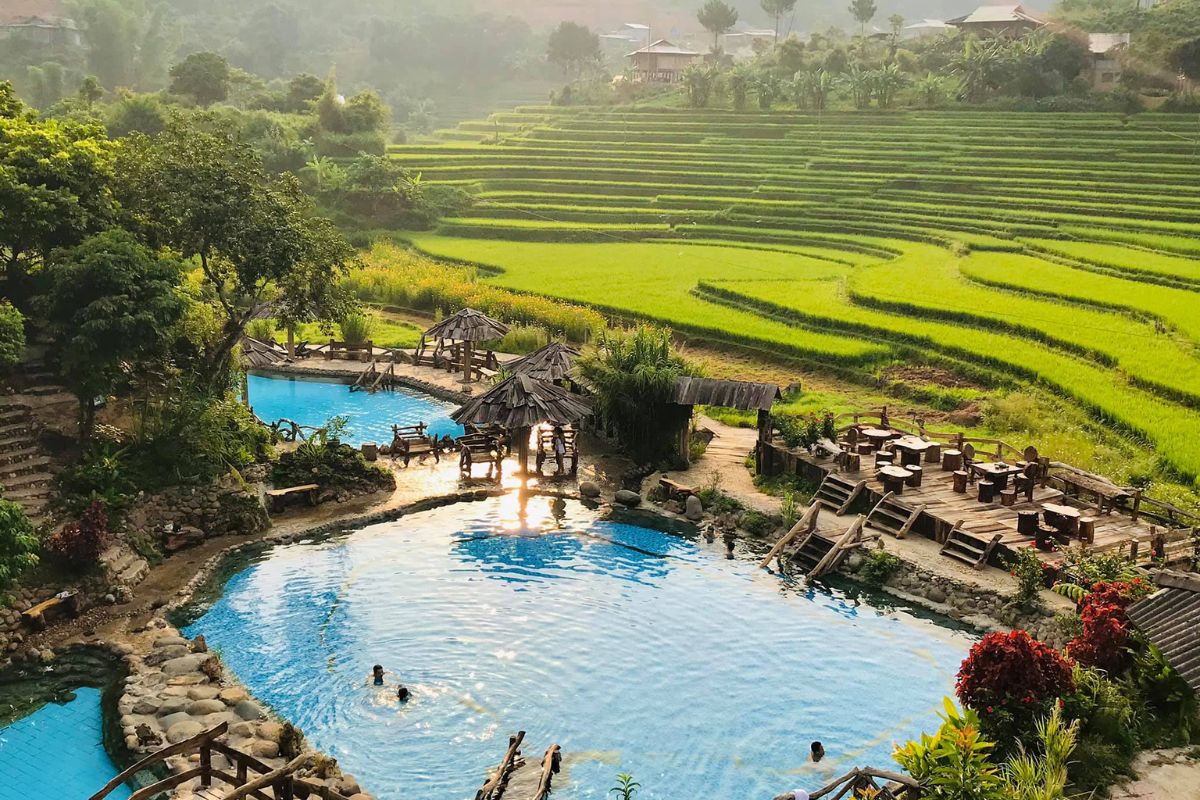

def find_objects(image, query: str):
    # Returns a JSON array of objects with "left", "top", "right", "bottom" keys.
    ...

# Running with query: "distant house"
[
  {"left": 903, "top": 19, "right": 954, "bottom": 40},
  {"left": 1088, "top": 32, "right": 1130, "bottom": 91},
  {"left": 626, "top": 39, "right": 702, "bottom": 83},
  {"left": 0, "top": 0, "right": 81, "bottom": 46},
  {"left": 601, "top": 22, "right": 651, "bottom": 55},
  {"left": 723, "top": 27, "right": 777, "bottom": 59},
  {"left": 947, "top": 4, "right": 1046, "bottom": 38}
]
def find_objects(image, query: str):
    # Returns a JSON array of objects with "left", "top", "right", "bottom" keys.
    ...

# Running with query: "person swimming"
[
  {"left": 372, "top": 664, "right": 385, "bottom": 686},
  {"left": 811, "top": 741, "right": 825, "bottom": 762},
  {"left": 397, "top": 685, "right": 410, "bottom": 702}
]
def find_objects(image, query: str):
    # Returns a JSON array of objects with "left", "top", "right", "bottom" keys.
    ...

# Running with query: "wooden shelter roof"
[
  {"left": 424, "top": 308, "right": 509, "bottom": 343},
  {"left": 672, "top": 377, "right": 781, "bottom": 412},
  {"left": 1128, "top": 571, "right": 1200, "bottom": 693},
  {"left": 240, "top": 336, "right": 286, "bottom": 369},
  {"left": 506, "top": 343, "right": 580, "bottom": 382},
  {"left": 451, "top": 374, "right": 592, "bottom": 429}
]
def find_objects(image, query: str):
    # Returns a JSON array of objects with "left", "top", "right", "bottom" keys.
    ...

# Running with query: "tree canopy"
[
  {"left": 169, "top": 52, "right": 232, "bottom": 106},
  {"left": 547, "top": 22, "right": 602, "bottom": 78},
  {"left": 760, "top": 0, "right": 798, "bottom": 42},
  {"left": 0, "top": 302, "right": 24, "bottom": 371},
  {"left": 698, "top": 0, "right": 740, "bottom": 51}
]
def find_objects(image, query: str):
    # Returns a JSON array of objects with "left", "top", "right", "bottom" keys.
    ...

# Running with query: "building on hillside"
[
  {"left": 600, "top": 22, "right": 651, "bottom": 54},
  {"left": 1087, "top": 32, "right": 1130, "bottom": 91},
  {"left": 722, "top": 27, "right": 776, "bottom": 59},
  {"left": 1127, "top": 571, "right": 1200, "bottom": 694},
  {"left": 947, "top": 4, "right": 1046, "bottom": 38},
  {"left": 626, "top": 39, "right": 702, "bottom": 83},
  {"left": 0, "top": 0, "right": 81, "bottom": 46},
  {"left": 903, "top": 19, "right": 954, "bottom": 40}
]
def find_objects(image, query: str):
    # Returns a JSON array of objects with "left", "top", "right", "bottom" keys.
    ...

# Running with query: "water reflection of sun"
[{"left": 494, "top": 490, "right": 563, "bottom": 533}]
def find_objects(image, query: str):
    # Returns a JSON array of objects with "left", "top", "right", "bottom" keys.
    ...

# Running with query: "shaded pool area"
[
  {"left": 247, "top": 372, "right": 463, "bottom": 447},
  {"left": 0, "top": 686, "right": 130, "bottom": 800},
  {"left": 184, "top": 496, "right": 973, "bottom": 799}
]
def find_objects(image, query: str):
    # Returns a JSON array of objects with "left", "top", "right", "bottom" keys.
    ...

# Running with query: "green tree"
[
  {"left": 0, "top": 493, "right": 39, "bottom": 589},
  {"left": 0, "top": 86, "right": 118, "bottom": 305},
  {"left": 78, "top": 75, "right": 104, "bottom": 109},
  {"left": 105, "top": 92, "right": 168, "bottom": 137},
  {"left": 843, "top": 64, "right": 875, "bottom": 108},
  {"left": 342, "top": 90, "right": 389, "bottom": 134},
  {"left": 729, "top": 64, "right": 753, "bottom": 110},
  {"left": 697, "top": 0, "right": 739, "bottom": 51},
  {"left": 952, "top": 37, "right": 1008, "bottom": 102},
  {"left": 547, "top": 21, "right": 602, "bottom": 78},
  {"left": 286, "top": 73, "right": 325, "bottom": 112},
  {"left": 169, "top": 52, "right": 231, "bottom": 106},
  {"left": 682, "top": 63, "right": 719, "bottom": 108},
  {"left": 315, "top": 70, "right": 345, "bottom": 132},
  {"left": 849, "top": 0, "right": 878, "bottom": 36},
  {"left": 25, "top": 62, "right": 66, "bottom": 109},
  {"left": 40, "top": 229, "right": 187, "bottom": 440},
  {"left": 0, "top": 301, "right": 24, "bottom": 371},
  {"left": 872, "top": 63, "right": 908, "bottom": 107},
  {"left": 116, "top": 116, "right": 357, "bottom": 391},
  {"left": 76, "top": 0, "right": 137, "bottom": 90},
  {"left": 761, "top": 0, "right": 798, "bottom": 43}
]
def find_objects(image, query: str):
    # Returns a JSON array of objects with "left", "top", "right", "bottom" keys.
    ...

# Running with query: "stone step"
[
  {"left": 1, "top": 469, "right": 54, "bottom": 491},
  {"left": 24, "top": 384, "right": 66, "bottom": 397},
  {"left": 0, "top": 456, "right": 51, "bottom": 479},
  {"left": 0, "top": 430, "right": 36, "bottom": 448},
  {"left": 2, "top": 483, "right": 53, "bottom": 502},
  {"left": 118, "top": 560, "right": 150, "bottom": 587},
  {"left": 0, "top": 409, "right": 30, "bottom": 424},
  {"left": 0, "top": 446, "right": 41, "bottom": 466}
]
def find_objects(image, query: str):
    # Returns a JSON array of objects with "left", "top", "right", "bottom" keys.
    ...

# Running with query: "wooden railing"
[{"left": 90, "top": 723, "right": 353, "bottom": 800}]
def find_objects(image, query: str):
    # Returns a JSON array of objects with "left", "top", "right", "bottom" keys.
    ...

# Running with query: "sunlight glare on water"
[{"left": 185, "top": 496, "right": 973, "bottom": 799}]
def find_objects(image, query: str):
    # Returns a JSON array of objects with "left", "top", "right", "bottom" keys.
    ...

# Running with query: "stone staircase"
[
  {"left": 99, "top": 545, "right": 150, "bottom": 591},
  {"left": 0, "top": 397, "right": 54, "bottom": 527}
]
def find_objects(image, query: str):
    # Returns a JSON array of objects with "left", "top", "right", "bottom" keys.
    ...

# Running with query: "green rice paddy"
[{"left": 391, "top": 108, "right": 1200, "bottom": 485}]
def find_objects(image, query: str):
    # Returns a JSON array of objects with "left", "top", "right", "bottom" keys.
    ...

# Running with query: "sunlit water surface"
[
  {"left": 185, "top": 496, "right": 972, "bottom": 799},
  {"left": 247, "top": 373, "right": 463, "bottom": 446}
]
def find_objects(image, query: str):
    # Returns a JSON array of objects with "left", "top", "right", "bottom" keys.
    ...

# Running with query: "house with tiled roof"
[
  {"left": 0, "top": 0, "right": 81, "bottom": 46},
  {"left": 947, "top": 4, "right": 1046, "bottom": 38}
]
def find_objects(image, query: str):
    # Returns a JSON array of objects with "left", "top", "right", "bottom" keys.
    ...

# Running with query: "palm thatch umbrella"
[
  {"left": 451, "top": 374, "right": 591, "bottom": 474},
  {"left": 424, "top": 308, "right": 509, "bottom": 383},
  {"left": 505, "top": 342, "right": 580, "bottom": 383}
]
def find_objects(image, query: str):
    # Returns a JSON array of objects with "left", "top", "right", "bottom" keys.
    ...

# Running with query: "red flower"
[{"left": 956, "top": 630, "right": 1075, "bottom": 717}]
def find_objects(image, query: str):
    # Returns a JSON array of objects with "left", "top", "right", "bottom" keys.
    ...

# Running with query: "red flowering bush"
[
  {"left": 1067, "top": 579, "right": 1153, "bottom": 674},
  {"left": 46, "top": 500, "right": 111, "bottom": 569},
  {"left": 958, "top": 629, "right": 1075, "bottom": 712}
]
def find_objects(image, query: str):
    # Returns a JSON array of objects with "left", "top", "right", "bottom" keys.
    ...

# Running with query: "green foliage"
[
  {"left": 0, "top": 493, "right": 39, "bottom": 589},
  {"left": 697, "top": 0, "right": 739, "bottom": 49},
  {"left": 848, "top": 0, "right": 877, "bottom": 33},
  {"left": 578, "top": 325, "right": 695, "bottom": 464},
  {"left": 682, "top": 64, "right": 720, "bottom": 109},
  {"left": 1060, "top": 664, "right": 1139, "bottom": 791},
  {"left": 859, "top": 547, "right": 902, "bottom": 585},
  {"left": 169, "top": 52, "right": 231, "bottom": 106},
  {"left": 737, "top": 509, "right": 775, "bottom": 537},
  {"left": 779, "top": 489, "right": 798, "bottom": 529},
  {"left": 547, "top": 22, "right": 601, "bottom": 78},
  {"left": 0, "top": 301, "right": 25, "bottom": 370},
  {"left": 1007, "top": 547, "right": 1049, "bottom": 611},
  {"left": 1132, "top": 642, "right": 1197, "bottom": 741},
  {"left": 493, "top": 325, "right": 547, "bottom": 355},
  {"left": 271, "top": 418, "right": 394, "bottom": 494},
  {"left": 610, "top": 773, "right": 640, "bottom": 800},
  {"left": 338, "top": 313, "right": 375, "bottom": 346},
  {"left": 894, "top": 698, "right": 1005, "bottom": 800}
]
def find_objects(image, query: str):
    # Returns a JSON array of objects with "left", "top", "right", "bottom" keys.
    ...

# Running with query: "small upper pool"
[
  {"left": 184, "top": 496, "right": 972, "bottom": 799},
  {"left": 0, "top": 686, "right": 130, "bottom": 800},
  {"left": 247, "top": 372, "right": 463, "bottom": 447}
]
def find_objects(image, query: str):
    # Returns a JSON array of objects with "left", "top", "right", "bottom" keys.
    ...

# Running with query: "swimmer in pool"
[
  {"left": 371, "top": 664, "right": 386, "bottom": 685},
  {"left": 397, "top": 685, "right": 410, "bottom": 702},
  {"left": 811, "top": 741, "right": 825, "bottom": 763}
]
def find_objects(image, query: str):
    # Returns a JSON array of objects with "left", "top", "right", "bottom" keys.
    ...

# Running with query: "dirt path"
[
  {"left": 664, "top": 415, "right": 777, "bottom": 514},
  {"left": 1111, "top": 748, "right": 1200, "bottom": 799}
]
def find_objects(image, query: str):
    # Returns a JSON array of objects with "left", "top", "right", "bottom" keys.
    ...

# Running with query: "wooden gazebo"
[
  {"left": 422, "top": 308, "right": 509, "bottom": 383},
  {"left": 671, "top": 377, "right": 782, "bottom": 471},
  {"left": 506, "top": 342, "right": 580, "bottom": 384},
  {"left": 451, "top": 374, "right": 592, "bottom": 476}
]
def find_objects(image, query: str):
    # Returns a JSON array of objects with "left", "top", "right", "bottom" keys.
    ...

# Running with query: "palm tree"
[{"left": 951, "top": 36, "right": 1006, "bottom": 103}]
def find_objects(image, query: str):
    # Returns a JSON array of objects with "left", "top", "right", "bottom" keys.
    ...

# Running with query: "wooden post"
[
  {"left": 286, "top": 325, "right": 295, "bottom": 359},
  {"left": 199, "top": 745, "right": 211, "bottom": 787},
  {"left": 463, "top": 340, "right": 474, "bottom": 383},
  {"left": 1132, "top": 488, "right": 1142, "bottom": 521},
  {"left": 515, "top": 426, "right": 531, "bottom": 476}
]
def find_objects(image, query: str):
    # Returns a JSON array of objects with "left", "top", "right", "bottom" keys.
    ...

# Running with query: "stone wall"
[{"left": 124, "top": 468, "right": 271, "bottom": 552}]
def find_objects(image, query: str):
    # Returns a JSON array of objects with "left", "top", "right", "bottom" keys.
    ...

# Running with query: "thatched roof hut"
[
  {"left": 452, "top": 374, "right": 592, "bottom": 430},
  {"left": 240, "top": 336, "right": 287, "bottom": 369},
  {"left": 424, "top": 308, "right": 509, "bottom": 343},
  {"left": 506, "top": 342, "right": 580, "bottom": 382}
]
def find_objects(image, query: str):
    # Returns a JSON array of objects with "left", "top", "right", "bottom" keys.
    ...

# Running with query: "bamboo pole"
[
  {"left": 476, "top": 731, "right": 525, "bottom": 800},
  {"left": 758, "top": 501, "right": 819, "bottom": 568},
  {"left": 532, "top": 744, "right": 561, "bottom": 800}
]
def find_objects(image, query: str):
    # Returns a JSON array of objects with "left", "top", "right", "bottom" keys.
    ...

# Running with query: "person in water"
[
  {"left": 372, "top": 664, "right": 385, "bottom": 685},
  {"left": 773, "top": 790, "right": 809, "bottom": 800},
  {"left": 811, "top": 741, "right": 825, "bottom": 762},
  {"left": 397, "top": 685, "right": 410, "bottom": 702}
]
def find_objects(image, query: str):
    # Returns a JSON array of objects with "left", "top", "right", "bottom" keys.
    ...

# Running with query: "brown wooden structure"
[
  {"left": 89, "top": 723, "right": 355, "bottom": 800},
  {"left": 506, "top": 342, "right": 580, "bottom": 384},
  {"left": 1128, "top": 571, "right": 1200, "bottom": 693},
  {"left": 422, "top": 308, "right": 509, "bottom": 384},
  {"left": 389, "top": 423, "right": 440, "bottom": 466},
  {"left": 671, "top": 377, "right": 781, "bottom": 471}
]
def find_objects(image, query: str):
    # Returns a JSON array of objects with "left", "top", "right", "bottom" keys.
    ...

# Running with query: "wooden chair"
[
  {"left": 390, "top": 423, "right": 440, "bottom": 467},
  {"left": 962, "top": 443, "right": 976, "bottom": 483}
]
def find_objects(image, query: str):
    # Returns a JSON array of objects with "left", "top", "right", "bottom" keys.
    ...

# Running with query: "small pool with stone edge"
[{"left": 181, "top": 494, "right": 975, "bottom": 799}]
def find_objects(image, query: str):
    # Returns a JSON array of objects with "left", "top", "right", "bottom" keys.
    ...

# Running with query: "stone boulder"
[
  {"left": 684, "top": 494, "right": 704, "bottom": 521},
  {"left": 166, "top": 720, "right": 204, "bottom": 744},
  {"left": 614, "top": 490, "right": 641, "bottom": 507},
  {"left": 579, "top": 481, "right": 601, "bottom": 498}
]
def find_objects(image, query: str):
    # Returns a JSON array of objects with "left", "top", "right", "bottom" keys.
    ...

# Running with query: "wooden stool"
[
  {"left": 924, "top": 443, "right": 941, "bottom": 464},
  {"left": 942, "top": 449, "right": 963, "bottom": 472},
  {"left": 1000, "top": 488, "right": 1017, "bottom": 507},
  {"left": 856, "top": 441, "right": 874, "bottom": 456},
  {"left": 844, "top": 453, "right": 861, "bottom": 472},
  {"left": 875, "top": 451, "right": 894, "bottom": 468},
  {"left": 905, "top": 464, "right": 923, "bottom": 488},
  {"left": 1018, "top": 509, "right": 1040, "bottom": 536},
  {"left": 881, "top": 474, "right": 907, "bottom": 495},
  {"left": 1079, "top": 517, "right": 1097, "bottom": 544},
  {"left": 978, "top": 480, "right": 997, "bottom": 504},
  {"left": 361, "top": 442, "right": 378, "bottom": 462},
  {"left": 952, "top": 470, "right": 969, "bottom": 493}
]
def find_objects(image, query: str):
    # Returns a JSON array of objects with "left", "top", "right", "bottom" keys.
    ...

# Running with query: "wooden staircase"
[
  {"left": 865, "top": 493, "right": 925, "bottom": 539},
  {"left": 814, "top": 474, "right": 866, "bottom": 514},
  {"left": 792, "top": 533, "right": 837, "bottom": 575},
  {"left": 0, "top": 398, "right": 54, "bottom": 527},
  {"left": 940, "top": 523, "right": 1003, "bottom": 570}
]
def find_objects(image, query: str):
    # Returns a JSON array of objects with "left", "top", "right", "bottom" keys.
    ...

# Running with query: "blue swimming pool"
[
  {"left": 0, "top": 686, "right": 130, "bottom": 800},
  {"left": 248, "top": 373, "right": 463, "bottom": 447},
  {"left": 185, "top": 496, "right": 972, "bottom": 800}
]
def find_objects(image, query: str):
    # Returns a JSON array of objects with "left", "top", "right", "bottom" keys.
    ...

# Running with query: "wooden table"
[
  {"left": 1056, "top": 471, "right": 1132, "bottom": 515},
  {"left": 891, "top": 436, "right": 934, "bottom": 467},
  {"left": 1042, "top": 502, "right": 1081, "bottom": 535},
  {"left": 879, "top": 465, "right": 911, "bottom": 494},
  {"left": 861, "top": 428, "right": 897, "bottom": 451},
  {"left": 971, "top": 461, "right": 1024, "bottom": 491}
]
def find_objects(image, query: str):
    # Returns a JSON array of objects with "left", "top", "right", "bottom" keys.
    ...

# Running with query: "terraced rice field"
[{"left": 391, "top": 108, "right": 1200, "bottom": 485}]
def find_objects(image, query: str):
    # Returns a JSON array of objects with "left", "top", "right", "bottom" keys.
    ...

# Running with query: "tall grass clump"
[
  {"left": 492, "top": 325, "right": 547, "bottom": 354},
  {"left": 345, "top": 243, "right": 605, "bottom": 343},
  {"left": 339, "top": 312, "right": 375, "bottom": 345}
]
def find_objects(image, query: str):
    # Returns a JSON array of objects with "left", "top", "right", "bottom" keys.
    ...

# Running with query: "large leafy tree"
[
  {"left": 169, "top": 52, "right": 232, "bottom": 106},
  {"left": 697, "top": 0, "right": 739, "bottom": 51},
  {"left": 116, "top": 115, "right": 357, "bottom": 391},
  {"left": 848, "top": 0, "right": 878, "bottom": 36},
  {"left": 760, "top": 0, "right": 798, "bottom": 43},
  {"left": 0, "top": 492, "right": 39, "bottom": 589},
  {"left": 0, "top": 302, "right": 24, "bottom": 371},
  {"left": 0, "top": 82, "right": 118, "bottom": 307},
  {"left": 546, "top": 22, "right": 602, "bottom": 78},
  {"left": 40, "top": 229, "right": 187, "bottom": 441}
]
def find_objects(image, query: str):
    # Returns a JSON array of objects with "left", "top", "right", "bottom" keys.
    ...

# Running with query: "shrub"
[
  {"left": 956, "top": 630, "right": 1075, "bottom": 750},
  {"left": 1060, "top": 664, "right": 1138, "bottom": 791},
  {"left": 0, "top": 494, "right": 39, "bottom": 588},
  {"left": 737, "top": 510, "right": 774, "bottom": 537},
  {"left": 860, "top": 548, "right": 902, "bottom": 585},
  {"left": 1067, "top": 579, "right": 1153, "bottom": 674},
  {"left": 246, "top": 318, "right": 276, "bottom": 341},
  {"left": 46, "top": 500, "right": 110, "bottom": 569},
  {"left": 1008, "top": 546, "right": 1052, "bottom": 610},
  {"left": 271, "top": 422, "right": 394, "bottom": 495},
  {"left": 893, "top": 698, "right": 1005, "bottom": 800},
  {"left": 0, "top": 301, "right": 24, "bottom": 370},
  {"left": 339, "top": 312, "right": 375, "bottom": 346}
]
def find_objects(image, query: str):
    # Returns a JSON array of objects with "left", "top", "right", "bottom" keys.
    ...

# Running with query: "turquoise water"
[
  {"left": 0, "top": 686, "right": 130, "bottom": 800},
  {"left": 248, "top": 373, "right": 463, "bottom": 447},
  {"left": 185, "top": 496, "right": 972, "bottom": 800}
]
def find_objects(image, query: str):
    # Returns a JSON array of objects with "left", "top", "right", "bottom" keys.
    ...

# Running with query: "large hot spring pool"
[
  {"left": 247, "top": 373, "right": 463, "bottom": 447},
  {"left": 184, "top": 496, "right": 973, "bottom": 799}
]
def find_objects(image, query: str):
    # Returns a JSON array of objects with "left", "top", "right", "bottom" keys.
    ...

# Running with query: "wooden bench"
[
  {"left": 390, "top": 423, "right": 440, "bottom": 467},
  {"left": 536, "top": 428, "right": 579, "bottom": 476},
  {"left": 22, "top": 591, "right": 79, "bottom": 631},
  {"left": 265, "top": 483, "right": 319, "bottom": 514},
  {"left": 458, "top": 434, "right": 504, "bottom": 480},
  {"left": 658, "top": 475, "right": 697, "bottom": 501},
  {"left": 324, "top": 340, "right": 374, "bottom": 362}
]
